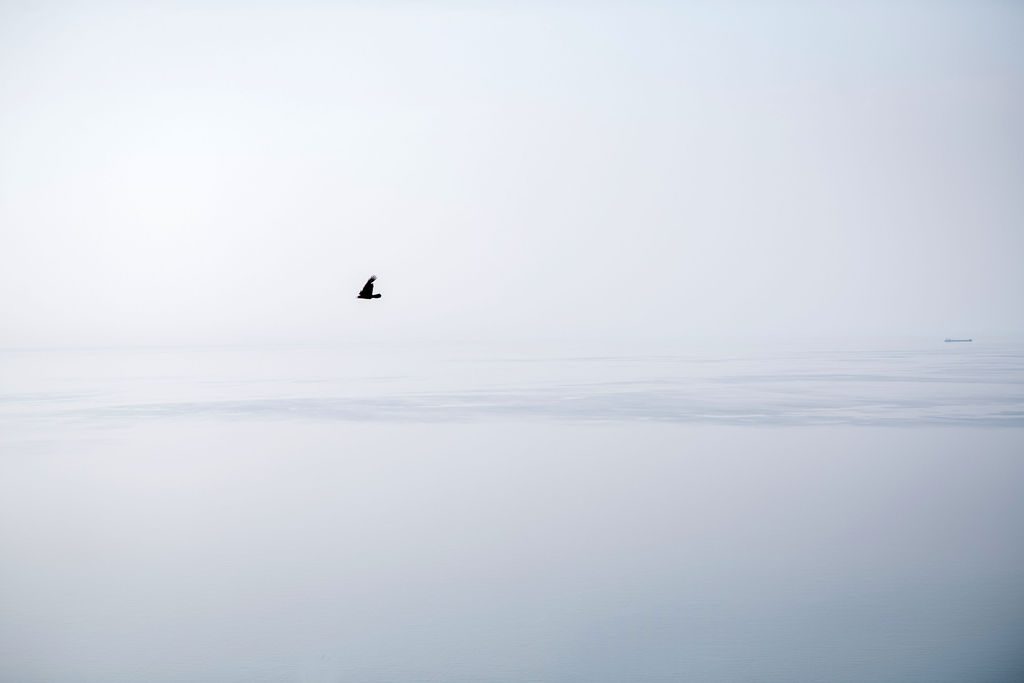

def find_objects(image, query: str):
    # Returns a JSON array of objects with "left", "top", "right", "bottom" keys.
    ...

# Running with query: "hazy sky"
[{"left": 1, "top": 1, "right": 1021, "bottom": 347}]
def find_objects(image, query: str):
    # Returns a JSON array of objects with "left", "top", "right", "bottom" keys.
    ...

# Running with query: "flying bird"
[{"left": 357, "top": 275, "right": 382, "bottom": 300}]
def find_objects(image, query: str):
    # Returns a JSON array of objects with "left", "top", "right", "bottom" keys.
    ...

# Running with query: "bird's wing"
[{"left": 359, "top": 275, "right": 377, "bottom": 297}]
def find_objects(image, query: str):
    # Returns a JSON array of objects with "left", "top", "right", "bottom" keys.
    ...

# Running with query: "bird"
[{"left": 357, "top": 275, "right": 382, "bottom": 299}]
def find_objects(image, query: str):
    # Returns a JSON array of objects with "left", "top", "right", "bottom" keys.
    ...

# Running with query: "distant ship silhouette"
[{"left": 944, "top": 338, "right": 972, "bottom": 342}]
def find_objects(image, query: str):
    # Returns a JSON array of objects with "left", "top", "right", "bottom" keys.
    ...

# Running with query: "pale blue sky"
[{"left": 1, "top": 1, "right": 1021, "bottom": 346}]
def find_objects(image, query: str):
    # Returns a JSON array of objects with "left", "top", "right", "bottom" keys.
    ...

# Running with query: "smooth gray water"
[{"left": 2, "top": 342, "right": 1023, "bottom": 682}]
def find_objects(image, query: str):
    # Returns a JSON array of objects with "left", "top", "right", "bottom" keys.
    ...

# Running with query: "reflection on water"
[{"left": 1, "top": 343, "right": 1023, "bottom": 682}]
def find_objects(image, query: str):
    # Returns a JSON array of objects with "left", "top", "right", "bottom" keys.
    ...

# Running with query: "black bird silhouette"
[{"left": 357, "top": 275, "right": 382, "bottom": 300}]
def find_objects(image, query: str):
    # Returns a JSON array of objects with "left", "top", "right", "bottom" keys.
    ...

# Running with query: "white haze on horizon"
[{"left": 1, "top": 1, "right": 1022, "bottom": 348}]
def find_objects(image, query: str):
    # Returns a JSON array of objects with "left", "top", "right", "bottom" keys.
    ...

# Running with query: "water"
[{"left": 2, "top": 341, "right": 1023, "bottom": 682}]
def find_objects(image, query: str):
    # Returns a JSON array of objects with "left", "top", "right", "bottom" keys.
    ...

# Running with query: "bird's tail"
[{"left": 372, "top": 294, "right": 382, "bottom": 298}]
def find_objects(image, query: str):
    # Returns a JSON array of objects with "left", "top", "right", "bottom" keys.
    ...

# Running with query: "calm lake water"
[{"left": 2, "top": 341, "right": 1023, "bottom": 682}]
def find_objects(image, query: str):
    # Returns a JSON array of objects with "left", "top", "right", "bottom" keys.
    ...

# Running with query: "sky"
[{"left": 0, "top": 0, "right": 1021, "bottom": 347}]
